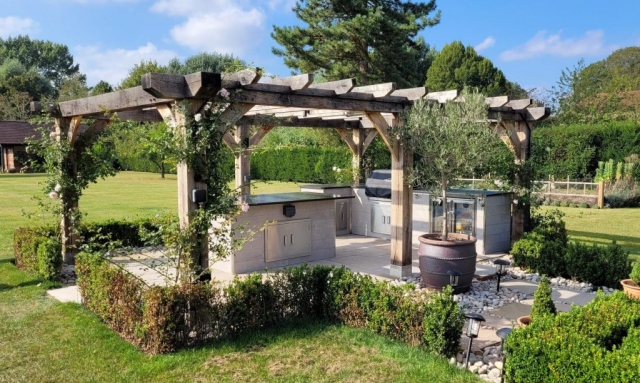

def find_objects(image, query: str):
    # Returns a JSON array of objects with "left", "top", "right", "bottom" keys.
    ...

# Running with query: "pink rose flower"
[
  {"left": 241, "top": 201, "right": 250, "bottom": 212},
  {"left": 49, "top": 191, "right": 58, "bottom": 199}
]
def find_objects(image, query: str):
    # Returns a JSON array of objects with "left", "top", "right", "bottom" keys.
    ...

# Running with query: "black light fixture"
[
  {"left": 493, "top": 259, "right": 511, "bottom": 292},
  {"left": 447, "top": 269, "right": 461, "bottom": 288},
  {"left": 464, "top": 313, "right": 486, "bottom": 368},
  {"left": 496, "top": 327, "right": 513, "bottom": 383}
]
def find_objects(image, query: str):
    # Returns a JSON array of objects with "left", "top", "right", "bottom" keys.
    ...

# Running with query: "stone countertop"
[
  {"left": 243, "top": 192, "right": 355, "bottom": 206},
  {"left": 299, "top": 183, "right": 362, "bottom": 189}
]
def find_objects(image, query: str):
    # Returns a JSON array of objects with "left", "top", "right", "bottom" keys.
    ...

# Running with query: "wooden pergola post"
[
  {"left": 55, "top": 116, "right": 82, "bottom": 263},
  {"left": 234, "top": 124, "right": 251, "bottom": 195},
  {"left": 366, "top": 112, "right": 413, "bottom": 278}
]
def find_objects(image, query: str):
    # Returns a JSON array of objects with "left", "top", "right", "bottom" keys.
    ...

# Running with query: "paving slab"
[
  {"left": 488, "top": 302, "right": 532, "bottom": 321},
  {"left": 475, "top": 264, "right": 497, "bottom": 279},
  {"left": 499, "top": 280, "right": 539, "bottom": 294},
  {"left": 47, "top": 285, "right": 81, "bottom": 304},
  {"left": 477, "top": 253, "right": 509, "bottom": 262},
  {"left": 482, "top": 314, "right": 517, "bottom": 330},
  {"left": 460, "top": 332, "right": 502, "bottom": 353},
  {"left": 552, "top": 289, "right": 596, "bottom": 306}
]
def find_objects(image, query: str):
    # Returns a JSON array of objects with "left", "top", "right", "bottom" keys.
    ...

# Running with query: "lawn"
[
  {"left": 540, "top": 206, "right": 640, "bottom": 261},
  {"left": 0, "top": 172, "right": 477, "bottom": 383}
]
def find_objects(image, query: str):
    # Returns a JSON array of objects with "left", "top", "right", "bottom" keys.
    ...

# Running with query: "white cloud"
[
  {"left": 73, "top": 42, "right": 177, "bottom": 86},
  {"left": 475, "top": 36, "right": 495, "bottom": 52},
  {"left": 0, "top": 16, "right": 39, "bottom": 38},
  {"left": 151, "top": 0, "right": 267, "bottom": 55},
  {"left": 500, "top": 30, "right": 616, "bottom": 61}
]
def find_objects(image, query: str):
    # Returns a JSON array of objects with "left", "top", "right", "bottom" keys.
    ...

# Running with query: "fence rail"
[{"left": 456, "top": 178, "right": 604, "bottom": 207}]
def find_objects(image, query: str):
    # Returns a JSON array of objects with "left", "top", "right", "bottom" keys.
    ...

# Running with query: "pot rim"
[
  {"left": 418, "top": 233, "right": 477, "bottom": 246},
  {"left": 621, "top": 279, "right": 640, "bottom": 289}
]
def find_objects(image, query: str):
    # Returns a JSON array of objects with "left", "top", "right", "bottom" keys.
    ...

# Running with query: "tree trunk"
[
  {"left": 160, "top": 161, "right": 165, "bottom": 179},
  {"left": 441, "top": 179, "right": 448, "bottom": 240}
]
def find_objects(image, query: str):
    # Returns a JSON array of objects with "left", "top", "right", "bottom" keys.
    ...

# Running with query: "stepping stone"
[
  {"left": 499, "top": 280, "right": 539, "bottom": 294},
  {"left": 488, "top": 302, "right": 531, "bottom": 321},
  {"left": 47, "top": 285, "right": 81, "bottom": 304},
  {"left": 475, "top": 264, "right": 497, "bottom": 280},
  {"left": 552, "top": 289, "right": 596, "bottom": 306}
]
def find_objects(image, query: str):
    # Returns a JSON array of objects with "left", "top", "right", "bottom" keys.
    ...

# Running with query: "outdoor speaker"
[
  {"left": 192, "top": 189, "right": 207, "bottom": 204},
  {"left": 283, "top": 205, "right": 296, "bottom": 218}
]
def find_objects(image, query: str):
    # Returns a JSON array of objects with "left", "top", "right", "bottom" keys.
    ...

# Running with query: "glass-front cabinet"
[{"left": 431, "top": 198, "right": 475, "bottom": 236}]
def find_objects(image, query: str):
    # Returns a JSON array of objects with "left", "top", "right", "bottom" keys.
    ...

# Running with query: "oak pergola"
[{"left": 32, "top": 70, "right": 549, "bottom": 276}]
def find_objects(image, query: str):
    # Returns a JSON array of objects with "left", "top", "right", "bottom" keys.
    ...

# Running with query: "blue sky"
[{"left": 1, "top": 0, "right": 639, "bottom": 95}]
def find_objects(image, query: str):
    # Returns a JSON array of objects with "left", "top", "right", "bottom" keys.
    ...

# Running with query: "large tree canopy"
[
  {"left": 0, "top": 35, "right": 80, "bottom": 89},
  {"left": 272, "top": 0, "right": 440, "bottom": 87},
  {"left": 167, "top": 52, "right": 245, "bottom": 75},
  {"left": 551, "top": 47, "right": 640, "bottom": 123},
  {"left": 426, "top": 41, "right": 508, "bottom": 96}
]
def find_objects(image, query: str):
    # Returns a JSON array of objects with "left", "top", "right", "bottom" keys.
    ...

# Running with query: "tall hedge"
[{"left": 530, "top": 121, "right": 640, "bottom": 180}]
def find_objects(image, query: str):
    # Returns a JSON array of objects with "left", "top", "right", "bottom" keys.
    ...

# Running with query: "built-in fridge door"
[
  {"left": 431, "top": 198, "right": 475, "bottom": 236},
  {"left": 450, "top": 198, "right": 475, "bottom": 236}
]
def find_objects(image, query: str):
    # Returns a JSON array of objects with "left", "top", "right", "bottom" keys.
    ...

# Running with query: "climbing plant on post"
[
  {"left": 27, "top": 114, "right": 116, "bottom": 263},
  {"left": 157, "top": 92, "right": 255, "bottom": 282}
]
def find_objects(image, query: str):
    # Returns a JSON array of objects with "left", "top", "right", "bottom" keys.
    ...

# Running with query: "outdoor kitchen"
[{"left": 303, "top": 170, "right": 513, "bottom": 256}]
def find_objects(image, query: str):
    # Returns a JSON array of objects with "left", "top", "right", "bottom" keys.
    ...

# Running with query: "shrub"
[
  {"left": 36, "top": 238, "right": 62, "bottom": 281},
  {"left": 512, "top": 209, "right": 573, "bottom": 277},
  {"left": 630, "top": 261, "right": 640, "bottom": 285},
  {"left": 560, "top": 201, "right": 570, "bottom": 207},
  {"left": 511, "top": 232, "right": 567, "bottom": 277},
  {"left": 76, "top": 255, "right": 464, "bottom": 356},
  {"left": 579, "top": 202, "right": 590, "bottom": 208},
  {"left": 504, "top": 292, "right": 640, "bottom": 382},
  {"left": 13, "top": 225, "right": 58, "bottom": 272},
  {"left": 551, "top": 200, "right": 561, "bottom": 207},
  {"left": 565, "top": 241, "right": 631, "bottom": 287},
  {"left": 530, "top": 276, "right": 556, "bottom": 319},
  {"left": 14, "top": 218, "right": 163, "bottom": 281}
]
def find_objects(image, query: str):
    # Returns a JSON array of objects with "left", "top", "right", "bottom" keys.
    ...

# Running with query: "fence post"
[
  {"left": 597, "top": 181, "right": 605, "bottom": 208},
  {"left": 567, "top": 176, "right": 570, "bottom": 194}
]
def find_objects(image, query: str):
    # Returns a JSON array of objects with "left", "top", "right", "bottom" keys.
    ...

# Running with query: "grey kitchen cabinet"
[{"left": 265, "top": 219, "right": 312, "bottom": 262}]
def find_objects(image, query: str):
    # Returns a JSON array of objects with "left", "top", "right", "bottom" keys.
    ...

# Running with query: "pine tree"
[
  {"left": 531, "top": 275, "right": 557, "bottom": 319},
  {"left": 426, "top": 41, "right": 508, "bottom": 96},
  {"left": 271, "top": 0, "right": 440, "bottom": 88}
]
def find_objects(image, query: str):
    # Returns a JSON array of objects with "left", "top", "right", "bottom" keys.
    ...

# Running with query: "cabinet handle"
[
  {"left": 283, "top": 236, "right": 287, "bottom": 246},
  {"left": 290, "top": 234, "right": 294, "bottom": 245}
]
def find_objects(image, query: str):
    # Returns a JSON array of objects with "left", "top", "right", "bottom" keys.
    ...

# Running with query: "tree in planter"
[{"left": 394, "top": 87, "right": 500, "bottom": 240}]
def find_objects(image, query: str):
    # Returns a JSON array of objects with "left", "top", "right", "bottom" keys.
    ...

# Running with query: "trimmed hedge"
[
  {"left": 250, "top": 139, "right": 392, "bottom": 183},
  {"left": 505, "top": 292, "right": 640, "bottom": 382},
  {"left": 511, "top": 209, "right": 631, "bottom": 287},
  {"left": 530, "top": 121, "right": 640, "bottom": 180},
  {"left": 13, "top": 217, "right": 164, "bottom": 281},
  {"left": 76, "top": 253, "right": 465, "bottom": 356}
]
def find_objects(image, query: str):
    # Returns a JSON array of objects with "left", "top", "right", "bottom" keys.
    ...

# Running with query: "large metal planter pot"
[
  {"left": 621, "top": 279, "right": 640, "bottom": 299},
  {"left": 418, "top": 233, "right": 477, "bottom": 294}
]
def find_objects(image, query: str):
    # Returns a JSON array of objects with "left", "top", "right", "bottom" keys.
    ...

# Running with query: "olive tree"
[{"left": 394, "top": 88, "right": 499, "bottom": 239}]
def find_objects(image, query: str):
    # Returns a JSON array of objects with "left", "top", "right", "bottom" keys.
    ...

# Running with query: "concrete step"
[{"left": 47, "top": 285, "right": 81, "bottom": 304}]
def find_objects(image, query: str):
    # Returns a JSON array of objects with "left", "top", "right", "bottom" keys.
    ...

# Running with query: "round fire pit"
[{"left": 418, "top": 233, "right": 477, "bottom": 294}]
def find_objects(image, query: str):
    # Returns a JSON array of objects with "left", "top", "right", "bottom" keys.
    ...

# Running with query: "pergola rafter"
[{"left": 31, "top": 70, "right": 549, "bottom": 276}]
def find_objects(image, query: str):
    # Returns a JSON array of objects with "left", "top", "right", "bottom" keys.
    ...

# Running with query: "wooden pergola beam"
[
  {"left": 57, "top": 86, "right": 173, "bottom": 117},
  {"left": 237, "top": 115, "right": 361, "bottom": 128},
  {"left": 142, "top": 72, "right": 222, "bottom": 99}
]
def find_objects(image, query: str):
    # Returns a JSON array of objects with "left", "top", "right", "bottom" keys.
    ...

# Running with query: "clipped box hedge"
[
  {"left": 504, "top": 292, "right": 640, "bottom": 382},
  {"left": 76, "top": 253, "right": 464, "bottom": 356},
  {"left": 13, "top": 217, "right": 164, "bottom": 281}
]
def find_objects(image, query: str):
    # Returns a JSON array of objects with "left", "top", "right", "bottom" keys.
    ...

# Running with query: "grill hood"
[{"left": 365, "top": 169, "right": 392, "bottom": 198}]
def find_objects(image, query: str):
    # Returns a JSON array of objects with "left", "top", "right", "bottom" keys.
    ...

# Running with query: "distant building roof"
[{"left": 0, "top": 121, "right": 38, "bottom": 145}]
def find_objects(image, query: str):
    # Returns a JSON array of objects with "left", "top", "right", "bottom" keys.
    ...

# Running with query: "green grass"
[
  {"left": 0, "top": 172, "right": 478, "bottom": 383},
  {"left": 541, "top": 206, "right": 640, "bottom": 261}
]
